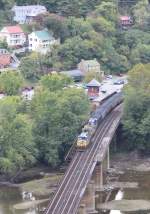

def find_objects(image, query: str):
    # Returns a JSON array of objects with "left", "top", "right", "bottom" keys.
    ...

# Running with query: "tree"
[
  {"left": 0, "top": 40, "right": 8, "bottom": 49},
  {"left": 0, "top": 96, "right": 37, "bottom": 175},
  {"left": 93, "top": 0, "right": 118, "bottom": 22},
  {"left": 89, "top": 17, "right": 115, "bottom": 36},
  {"left": 58, "top": 36, "right": 96, "bottom": 69},
  {"left": 123, "top": 64, "right": 150, "bottom": 153},
  {"left": 44, "top": 15, "right": 69, "bottom": 42},
  {"left": 0, "top": 71, "right": 23, "bottom": 95},
  {"left": 20, "top": 52, "right": 60, "bottom": 81},
  {"left": 84, "top": 71, "right": 102, "bottom": 83},
  {"left": 132, "top": 0, "right": 150, "bottom": 27},
  {"left": 40, "top": 73, "right": 72, "bottom": 92},
  {"left": 31, "top": 75, "right": 90, "bottom": 166}
]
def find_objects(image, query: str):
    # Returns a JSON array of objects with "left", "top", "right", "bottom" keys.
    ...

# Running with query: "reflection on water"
[{"left": 97, "top": 170, "right": 150, "bottom": 214}]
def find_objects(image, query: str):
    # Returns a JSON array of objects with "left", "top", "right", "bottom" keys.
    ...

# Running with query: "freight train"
[{"left": 76, "top": 92, "right": 123, "bottom": 150}]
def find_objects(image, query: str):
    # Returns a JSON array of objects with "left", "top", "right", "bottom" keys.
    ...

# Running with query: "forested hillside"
[
  {"left": 0, "top": 0, "right": 150, "bottom": 176},
  {"left": 1, "top": 0, "right": 150, "bottom": 74}
]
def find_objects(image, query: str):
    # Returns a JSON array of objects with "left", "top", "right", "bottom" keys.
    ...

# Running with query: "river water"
[
  {"left": 0, "top": 170, "right": 150, "bottom": 214},
  {"left": 0, "top": 185, "right": 46, "bottom": 214}
]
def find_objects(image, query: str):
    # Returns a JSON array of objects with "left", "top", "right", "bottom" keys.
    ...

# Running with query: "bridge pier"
[
  {"left": 78, "top": 204, "right": 86, "bottom": 214},
  {"left": 94, "top": 163, "right": 103, "bottom": 190},
  {"left": 80, "top": 181, "right": 98, "bottom": 214}
]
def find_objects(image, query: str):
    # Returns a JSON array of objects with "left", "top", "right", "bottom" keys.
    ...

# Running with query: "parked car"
[
  {"left": 113, "top": 80, "right": 125, "bottom": 85},
  {"left": 106, "top": 75, "right": 113, "bottom": 79}
]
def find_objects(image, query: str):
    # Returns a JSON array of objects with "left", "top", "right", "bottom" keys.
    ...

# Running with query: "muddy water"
[
  {"left": 0, "top": 170, "right": 150, "bottom": 214},
  {"left": 97, "top": 170, "right": 150, "bottom": 214},
  {"left": 0, "top": 185, "right": 47, "bottom": 214}
]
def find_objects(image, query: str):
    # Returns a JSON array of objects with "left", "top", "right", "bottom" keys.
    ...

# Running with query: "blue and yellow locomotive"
[{"left": 76, "top": 92, "right": 123, "bottom": 151}]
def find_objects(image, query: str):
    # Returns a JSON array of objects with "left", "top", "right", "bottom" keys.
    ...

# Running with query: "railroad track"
[{"left": 45, "top": 107, "right": 122, "bottom": 214}]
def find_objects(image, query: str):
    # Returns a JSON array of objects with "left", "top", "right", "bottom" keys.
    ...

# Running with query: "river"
[{"left": 0, "top": 170, "right": 150, "bottom": 214}]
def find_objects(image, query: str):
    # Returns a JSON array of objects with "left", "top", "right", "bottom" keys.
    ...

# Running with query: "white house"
[
  {"left": 12, "top": 5, "right": 47, "bottom": 24},
  {"left": 0, "top": 25, "right": 26, "bottom": 47},
  {"left": 28, "top": 30, "right": 59, "bottom": 54}
]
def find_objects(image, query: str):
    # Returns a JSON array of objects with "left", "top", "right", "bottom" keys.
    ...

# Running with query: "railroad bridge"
[{"left": 45, "top": 104, "right": 123, "bottom": 214}]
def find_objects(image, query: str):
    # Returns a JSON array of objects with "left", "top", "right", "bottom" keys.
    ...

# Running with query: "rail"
[{"left": 45, "top": 105, "right": 122, "bottom": 214}]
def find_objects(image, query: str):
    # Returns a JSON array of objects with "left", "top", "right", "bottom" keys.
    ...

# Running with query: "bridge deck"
[{"left": 45, "top": 106, "right": 122, "bottom": 214}]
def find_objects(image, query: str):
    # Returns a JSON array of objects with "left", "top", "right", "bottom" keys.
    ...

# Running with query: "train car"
[{"left": 76, "top": 92, "right": 123, "bottom": 151}]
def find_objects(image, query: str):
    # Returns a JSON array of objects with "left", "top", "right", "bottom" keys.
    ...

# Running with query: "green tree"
[
  {"left": 93, "top": 0, "right": 118, "bottom": 22},
  {"left": 0, "top": 40, "right": 8, "bottom": 49},
  {"left": 40, "top": 73, "right": 72, "bottom": 92},
  {"left": 123, "top": 63, "right": 150, "bottom": 152},
  {"left": 0, "top": 96, "right": 37, "bottom": 175},
  {"left": 20, "top": 52, "right": 60, "bottom": 81},
  {"left": 132, "top": 0, "right": 150, "bottom": 27},
  {"left": 0, "top": 71, "right": 23, "bottom": 95},
  {"left": 31, "top": 75, "right": 90, "bottom": 166},
  {"left": 84, "top": 71, "right": 102, "bottom": 83}
]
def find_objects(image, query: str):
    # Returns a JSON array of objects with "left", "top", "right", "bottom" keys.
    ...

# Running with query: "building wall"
[
  {"left": 87, "top": 86, "right": 100, "bottom": 97},
  {"left": 28, "top": 32, "right": 59, "bottom": 54},
  {"left": 0, "top": 29, "right": 26, "bottom": 47},
  {"left": 12, "top": 6, "right": 47, "bottom": 24},
  {"left": 78, "top": 59, "right": 100, "bottom": 74}
]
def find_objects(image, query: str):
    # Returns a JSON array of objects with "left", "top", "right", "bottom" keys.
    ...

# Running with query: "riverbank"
[
  {"left": 111, "top": 151, "right": 150, "bottom": 172},
  {"left": 19, "top": 172, "right": 63, "bottom": 198},
  {"left": 1, "top": 151, "right": 150, "bottom": 200}
]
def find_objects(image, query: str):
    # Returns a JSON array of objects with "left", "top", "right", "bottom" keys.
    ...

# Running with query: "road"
[{"left": 45, "top": 106, "right": 122, "bottom": 214}]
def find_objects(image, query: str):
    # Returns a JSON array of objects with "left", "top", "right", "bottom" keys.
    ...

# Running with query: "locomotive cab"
[{"left": 76, "top": 132, "right": 89, "bottom": 150}]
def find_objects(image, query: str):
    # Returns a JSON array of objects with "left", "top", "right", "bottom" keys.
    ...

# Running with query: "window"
[{"left": 30, "top": 38, "right": 32, "bottom": 41}]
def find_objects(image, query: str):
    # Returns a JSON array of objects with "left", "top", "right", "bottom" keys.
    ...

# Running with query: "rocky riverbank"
[{"left": 111, "top": 151, "right": 150, "bottom": 172}]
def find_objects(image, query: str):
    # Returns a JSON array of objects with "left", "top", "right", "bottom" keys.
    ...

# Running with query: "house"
[
  {"left": 86, "top": 79, "right": 101, "bottom": 98},
  {"left": 12, "top": 5, "right": 47, "bottom": 24},
  {"left": 61, "top": 69, "right": 84, "bottom": 82},
  {"left": 78, "top": 59, "right": 102, "bottom": 74},
  {"left": 28, "top": 29, "right": 59, "bottom": 54},
  {"left": 0, "top": 25, "right": 26, "bottom": 47},
  {"left": 120, "top": 16, "right": 132, "bottom": 26},
  {"left": 0, "top": 49, "right": 20, "bottom": 69}
]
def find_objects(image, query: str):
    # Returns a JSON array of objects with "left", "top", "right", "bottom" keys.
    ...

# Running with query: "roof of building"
[
  {"left": 12, "top": 5, "right": 46, "bottom": 11},
  {"left": 87, "top": 79, "right": 101, "bottom": 87},
  {"left": 4, "top": 25, "right": 24, "bottom": 34},
  {"left": 34, "top": 30, "right": 53, "bottom": 40},
  {"left": 0, "top": 54, "right": 11, "bottom": 66},
  {"left": 61, "top": 69, "right": 84, "bottom": 77},
  {"left": 120, "top": 16, "right": 131, "bottom": 21}
]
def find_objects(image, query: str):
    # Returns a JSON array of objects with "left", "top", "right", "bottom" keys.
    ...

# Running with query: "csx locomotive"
[{"left": 76, "top": 92, "right": 123, "bottom": 150}]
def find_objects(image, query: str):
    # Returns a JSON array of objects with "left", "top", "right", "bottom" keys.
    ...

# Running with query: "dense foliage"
[
  {"left": 17, "top": 0, "right": 150, "bottom": 77},
  {"left": 0, "top": 0, "right": 150, "bottom": 174},
  {"left": 0, "top": 71, "right": 23, "bottom": 95},
  {"left": 123, "top": 64, "right": 150, "bottom": 153},
  {"left": 0, "top": 74, "right": 89, "bottom": 175}
]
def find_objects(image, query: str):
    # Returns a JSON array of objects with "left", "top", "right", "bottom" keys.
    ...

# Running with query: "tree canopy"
[{"left": 123, "top": 63, "right": 150, "bottom": 153}]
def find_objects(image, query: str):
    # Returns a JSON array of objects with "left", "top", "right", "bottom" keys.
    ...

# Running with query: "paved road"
[{"left": 45, "top": 106, "right": 122, "bottom": 214}]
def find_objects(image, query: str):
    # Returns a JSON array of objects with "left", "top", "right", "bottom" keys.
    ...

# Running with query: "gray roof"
[
  {"left": 87, "top": 79, "right": 101, "bottom": 87},
  {"left": 61, "top": 70, "right": 84, "bottom": 77}
]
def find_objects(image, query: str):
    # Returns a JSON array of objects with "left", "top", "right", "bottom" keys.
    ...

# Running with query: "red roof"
[
  {"left": 5, "top": 25, "right": 23, "bottom": 34},
  {"left": 0, "top": 54, "right": 11, "bottom": 67},
  {"left": 120, "top": 16, "right": 131, "bottom": 21}
]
